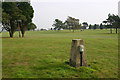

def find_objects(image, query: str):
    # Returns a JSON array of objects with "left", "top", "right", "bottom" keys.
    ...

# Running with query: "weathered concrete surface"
[{"left": 70, "top": 39, "right": 87, "bottom": 67}]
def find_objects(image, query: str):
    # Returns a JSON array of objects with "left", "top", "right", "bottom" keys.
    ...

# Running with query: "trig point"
[{"left": 70, "top": 39, "right": 87, "bottom": 67}]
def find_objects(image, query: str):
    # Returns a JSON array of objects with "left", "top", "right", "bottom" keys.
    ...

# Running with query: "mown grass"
[{"left": 2, "top": 29, "right": 118, "bottom": 78}]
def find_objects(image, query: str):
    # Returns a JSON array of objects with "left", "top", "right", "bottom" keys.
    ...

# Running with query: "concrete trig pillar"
[{"left": 70, "top": 39, "right": 87, "bottom": 67}]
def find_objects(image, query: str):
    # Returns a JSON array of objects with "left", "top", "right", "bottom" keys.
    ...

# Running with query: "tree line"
[
  {"left": 103, "top": 14, "right": 120, "bottom": 34},
  {"left": 1, "top": 2, "right": 37, "bottom": 38},
  {"left": 52, "top": 14, "right": 120, "bottom": 34}
]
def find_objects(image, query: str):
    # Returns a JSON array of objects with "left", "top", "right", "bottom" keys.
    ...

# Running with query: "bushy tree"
[
  {"left": 103, "top": 14, "right": 120, "bottom": 34},
  {"left": 17, "top": 2, "right": 34, "bottom": 37},
  {"left": 65, "top": 16, "right": 80, "bottom": 32},
  {"left": 52, "top": 19, "right": 65, "bottom": 30},
  {"left": 2, "top": 2, "right": 24, "bottom": 37},
  {"left": 110, "top": 14, "right": 120, "bottom": 33},
  {"left": 2, "top": 2, "right": 34, "bottom": 37}
]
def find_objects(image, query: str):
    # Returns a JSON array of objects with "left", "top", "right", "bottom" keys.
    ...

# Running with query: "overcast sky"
[{"left": 31, "top": 0, "right": 119, "bottom": 29}]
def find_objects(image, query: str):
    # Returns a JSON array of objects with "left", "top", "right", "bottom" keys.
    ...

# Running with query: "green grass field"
[{"left": 2, "top": 29, "right": 118, "bottom": 78}]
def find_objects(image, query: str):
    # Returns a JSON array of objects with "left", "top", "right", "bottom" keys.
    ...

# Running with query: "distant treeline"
[{"left": 52, "top": 14, "right": 120, "bottom": 34}]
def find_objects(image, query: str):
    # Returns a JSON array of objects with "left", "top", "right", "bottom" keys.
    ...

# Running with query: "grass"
[{"left": 2, "top": 29, "right": 118, "bottom": 78}]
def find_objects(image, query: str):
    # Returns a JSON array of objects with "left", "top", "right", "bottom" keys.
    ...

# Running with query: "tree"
[
  {"left": 2, "top": 2, "right": 25, "bottom": 37},
  {"left": 2, "top": 2, "right": 34, "bottom": 37},
  {"left": 82, "top": 22, "right": 88, "bottom": 29},
  {"left": 100, "top": 23, "right": 103, "bottom": 30},
  {"left": 52, "top": 19, "right": 65, "bottom": 30},
  {"left": 107, "top": 14, "right": 114, "bottom": 33},
  {"left": 65, "top": 16, "right": 80, "bottom": 32},
  {"left": 109, "top": 14, "right": 120, "bottom": 33},
  {"left": 64, "top": 19, "right": 72, "bottom": 30},
  {"left": 17, "top": 2, "right": 34, "bottom": 37},
  {"left": 89, "top": 24, "right": 92, "bottom": 29},
  {"left": 93, "top": 24, "right": 97, "bottom": 30},
  {"left": 103, "top": 14, "right": 120, "bottom": 34}
]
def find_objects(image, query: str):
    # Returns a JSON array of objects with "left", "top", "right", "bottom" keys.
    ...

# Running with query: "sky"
[{"left": 31, "top": 0, "right": 119, "bottom": 29}]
